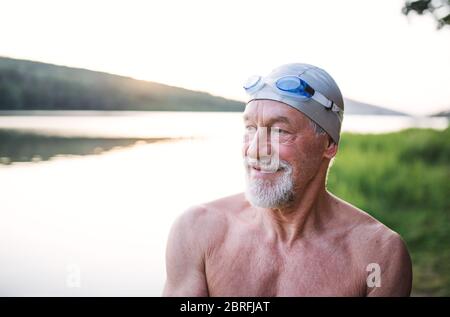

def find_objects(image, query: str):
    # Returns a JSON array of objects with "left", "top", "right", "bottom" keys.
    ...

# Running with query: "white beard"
[{"left": 244, "top": 158, "right": 294, "bottom": 208}]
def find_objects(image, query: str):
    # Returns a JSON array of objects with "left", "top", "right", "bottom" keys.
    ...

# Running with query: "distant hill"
[
  {"left": 0, "top": 57, "right": 407, "bottom": 115},
  {"left": 0, "top": 57, "right": 244, "bottom": 112},
  {"left": 343, "top": 99, "right": 408, "bottom": 116},
  {"left": 431, "top": 109, "right": 450, "bottom": 117}
]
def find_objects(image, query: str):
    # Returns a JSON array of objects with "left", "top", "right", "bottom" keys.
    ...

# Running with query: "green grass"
[{"left": 327, "top": 127, "right": 450, "bottom": 296}]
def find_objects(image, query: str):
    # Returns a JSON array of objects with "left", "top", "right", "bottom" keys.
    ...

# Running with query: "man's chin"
[{"left": 245, "top": 191, "right": 285, "bottom": 209}]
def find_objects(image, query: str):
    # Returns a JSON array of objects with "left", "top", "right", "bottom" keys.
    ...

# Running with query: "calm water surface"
[{"left": 0, "top": 111, "right": 447, "bottom": 296}]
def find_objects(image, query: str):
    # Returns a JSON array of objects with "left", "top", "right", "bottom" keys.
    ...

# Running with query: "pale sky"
[{"left": 1, "top": 0, "right": 449, "bottom": 115}]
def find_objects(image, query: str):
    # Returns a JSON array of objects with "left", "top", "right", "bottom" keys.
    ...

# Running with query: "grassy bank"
[{"left": 327, "top": 127, "right": 450, "bottom": 296}]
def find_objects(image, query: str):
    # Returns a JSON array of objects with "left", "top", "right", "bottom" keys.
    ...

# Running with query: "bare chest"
[{"left": 205, "top": 235, "right": 365, "bottom": 296}]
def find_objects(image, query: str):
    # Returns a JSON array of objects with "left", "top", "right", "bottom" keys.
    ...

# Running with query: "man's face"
[{"left": 242, "top": 99, "right": 328, "bottom": 208}]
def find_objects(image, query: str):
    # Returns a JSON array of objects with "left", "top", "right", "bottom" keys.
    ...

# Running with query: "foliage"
[{"left": 328, "top": 127, "right": 450, "bottom": 295}]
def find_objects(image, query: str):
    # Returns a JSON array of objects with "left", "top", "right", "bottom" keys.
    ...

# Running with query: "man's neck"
[{"left": 260, "top": 171, "right": 332, "bottom": 247}]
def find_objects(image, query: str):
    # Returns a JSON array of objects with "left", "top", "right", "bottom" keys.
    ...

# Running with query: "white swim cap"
[{"left": 244, "top": 63, "right": 344, "bottom": 143}]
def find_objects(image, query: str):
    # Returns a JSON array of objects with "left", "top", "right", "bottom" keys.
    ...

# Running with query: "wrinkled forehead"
[{"left": 243, "top": 99, "right": 308, "bottom": 127}]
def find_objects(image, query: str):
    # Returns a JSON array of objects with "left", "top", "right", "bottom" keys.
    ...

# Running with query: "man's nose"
[{"left": 246, "top": 127, "right": 271, "bottom": 160}]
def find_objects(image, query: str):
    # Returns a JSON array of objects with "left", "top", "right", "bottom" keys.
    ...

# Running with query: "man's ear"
[{"left": 323, "top": 137, "right": 338, "bottom": 159}]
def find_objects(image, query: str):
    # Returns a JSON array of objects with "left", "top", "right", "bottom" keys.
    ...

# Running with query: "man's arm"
[
  {"left": 366, "top": 231, "right": 413, "bottom": 297},
  {"left": 163, "top": 207, "right": 209, "bottom": 296}
]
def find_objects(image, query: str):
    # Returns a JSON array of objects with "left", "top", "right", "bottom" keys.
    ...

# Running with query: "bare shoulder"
[
  {"left": 163, "top": 193, "right": 247, "bottom": 296},
  {"left": 331, "top": 195, "right": 413, "bottom": 296},
  {"left": 172, "top": 192, "right": 248, "bottom": 250},
  {"left": 336, "top": 197, "right": 410, "bottom": 260}
]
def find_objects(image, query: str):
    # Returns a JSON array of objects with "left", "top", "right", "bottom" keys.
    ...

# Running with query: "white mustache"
[{"left": 244, "top": 157, "right": 291, "bottom": 173}]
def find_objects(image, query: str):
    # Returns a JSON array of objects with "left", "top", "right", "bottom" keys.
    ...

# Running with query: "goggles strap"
[
  {"left": 312, "top": 91, "right": 343, "bottom": 121},
  {"left": 311, "top": 91, "right": 333, "bottom": 109}
]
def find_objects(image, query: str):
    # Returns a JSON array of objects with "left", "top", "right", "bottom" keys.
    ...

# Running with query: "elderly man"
[{"left": 163, "top": 63, "right": 412, "bottom": 296}]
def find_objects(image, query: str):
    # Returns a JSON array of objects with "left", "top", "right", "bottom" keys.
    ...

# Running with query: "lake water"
[{"left": 0, "top": 111, "right": 447, "bottom": 296}]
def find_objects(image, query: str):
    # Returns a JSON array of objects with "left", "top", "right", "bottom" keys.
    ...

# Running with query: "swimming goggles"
[{"left": 243, "top": 75, "right": 342, "bottom": 117}]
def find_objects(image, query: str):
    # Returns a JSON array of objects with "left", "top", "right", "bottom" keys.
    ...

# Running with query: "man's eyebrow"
[
  {"left": 243, "top": 115, "right": 292, "bottom": 125},
  {"left": 266, "top": 116, "right": 291, "bottom": 125}
]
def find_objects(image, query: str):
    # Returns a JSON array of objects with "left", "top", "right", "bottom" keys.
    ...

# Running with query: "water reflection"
[
  {"left": 0, "top": 129, "right": 174, "bottom": 165},
  {"left": 0, "top": 112, "right": 448, "bottom": 296}
]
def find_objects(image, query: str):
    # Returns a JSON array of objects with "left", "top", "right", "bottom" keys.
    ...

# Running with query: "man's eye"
[
  {"left": 245, "top": 126, "right": 257, "bottom": 132},
  {"left": 272, "top": 128, "right": 288, "bottom": 134}
]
